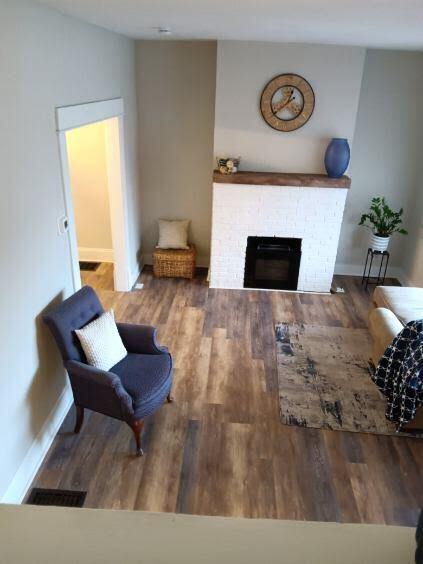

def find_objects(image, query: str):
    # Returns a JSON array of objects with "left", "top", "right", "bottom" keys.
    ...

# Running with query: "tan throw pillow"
[
  {"left": 75, "top": 310, "right": 127, "bottom": 371},
  {"left": 157, "top": 219, "right": 190, "bottom": 249}
]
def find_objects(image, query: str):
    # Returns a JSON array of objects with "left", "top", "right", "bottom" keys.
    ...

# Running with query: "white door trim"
[
  {"left": 56, "top": 98, "right": 124, "bottom": 132},
  {"left": 56, "top": 98, "right": 131, "bottom": 291},
  {"left": 105, "top": 117, "right": 131, "bottom": 291}
]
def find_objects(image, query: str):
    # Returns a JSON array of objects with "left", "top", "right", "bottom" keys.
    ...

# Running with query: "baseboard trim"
[
  {"left": 334, "top": 262, "right": 406, "bottom": 284},
  {"left": 78, "top": 247, "right": 114, "bottom": 263},
  {"left": 1, "top": 384, "right": 73, "bottom": 504},
  {"left": 129, "top": 261, "right": 142, "bottom": 289}
]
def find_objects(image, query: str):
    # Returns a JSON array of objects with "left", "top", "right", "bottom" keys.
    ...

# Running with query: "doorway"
[
  {"left": 56, "top": 99, "right": 131, "bottom": 292},
  {"left": 66, "top": 120, "right": 114, "bottom": 291}
]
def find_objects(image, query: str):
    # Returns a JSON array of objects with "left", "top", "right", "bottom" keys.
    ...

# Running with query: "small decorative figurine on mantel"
[{"left": 216, "top": 157, "right": 241, "bottom": 174}]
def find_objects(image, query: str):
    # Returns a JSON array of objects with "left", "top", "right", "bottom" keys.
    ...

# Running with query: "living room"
[{"left": 1, "top": 0, "right": 422, "bottom": 562}]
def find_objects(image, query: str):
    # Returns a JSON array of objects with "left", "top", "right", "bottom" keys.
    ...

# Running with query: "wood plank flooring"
[
  {"left": 80, "top": 262, "right": 114, "bottom": 291},
  {"left": 31, "top": 270, "right": 422, "bottom": 525}
]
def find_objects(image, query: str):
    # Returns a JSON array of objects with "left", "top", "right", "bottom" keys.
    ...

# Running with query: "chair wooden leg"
[
  {"left": 129, "top": 420, "right": 144, "bottom": 456},
  {"left": 74, "top": 405, "right": 84, "bottom": 434},
  {"left": 166, "top": 392, "right": 174, "bottom": 403}
]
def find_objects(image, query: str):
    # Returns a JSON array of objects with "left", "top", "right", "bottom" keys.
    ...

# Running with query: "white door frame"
[{"left": 56, "top": 98, "right": 131, "bottom": 291}]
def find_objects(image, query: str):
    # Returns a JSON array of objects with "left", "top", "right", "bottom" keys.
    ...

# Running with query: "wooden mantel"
[{"left": 213, "top": 170, "right": 351, "bottom": 189}]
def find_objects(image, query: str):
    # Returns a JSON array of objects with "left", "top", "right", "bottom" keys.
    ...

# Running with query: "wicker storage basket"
[{"left": 153, "top": 244, "right": 196, "bottom": 279}]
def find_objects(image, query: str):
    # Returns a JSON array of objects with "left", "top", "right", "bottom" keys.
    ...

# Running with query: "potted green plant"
[{"left": 359, "top": 197, "right": 407, "bottom": 252}]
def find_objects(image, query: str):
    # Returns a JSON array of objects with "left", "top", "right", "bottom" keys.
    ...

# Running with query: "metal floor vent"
[
  {"left": 79, "top": 261, "right": 100, "bottom": 272},
  {"left": 26, "top": 488, "right": 87, "bottom": 508}
]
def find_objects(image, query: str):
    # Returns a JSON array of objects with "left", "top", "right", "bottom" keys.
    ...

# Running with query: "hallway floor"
[{"left": 80, "top": 262, "right": 114, "bottom": 292}]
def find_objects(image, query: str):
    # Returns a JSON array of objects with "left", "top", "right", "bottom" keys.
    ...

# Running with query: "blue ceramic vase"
[{"left": 324, "top": 138, "right": 350, "bottom": 178}]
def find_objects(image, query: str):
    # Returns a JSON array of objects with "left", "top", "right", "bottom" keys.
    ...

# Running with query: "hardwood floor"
[
  {"left": 31, "top": 270, "right": 422, "bottom": 525},
  {"left": 80, "top": 262, "right": 114, "bottom": 292}
]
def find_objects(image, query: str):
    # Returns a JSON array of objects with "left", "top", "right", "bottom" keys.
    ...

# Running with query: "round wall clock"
[{"left": 260, "top": 73, "right": 315, "bottom": 132}]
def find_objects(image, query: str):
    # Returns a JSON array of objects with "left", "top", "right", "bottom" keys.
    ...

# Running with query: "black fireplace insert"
[{"left": 243, "top": 236, "right": 302, "bottom": 290}]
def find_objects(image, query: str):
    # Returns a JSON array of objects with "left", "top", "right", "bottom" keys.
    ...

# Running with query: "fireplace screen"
[{"left": 244, "top": 237, "right": 301, "bottom": 290}]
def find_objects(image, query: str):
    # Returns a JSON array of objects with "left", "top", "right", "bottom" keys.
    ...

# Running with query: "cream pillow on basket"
[{"left": 157, "top": 219, "right": 190, "bottom": 249}]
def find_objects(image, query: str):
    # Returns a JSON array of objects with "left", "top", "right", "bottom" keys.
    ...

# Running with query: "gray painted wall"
[
  {"left": 136, "top": 42, "right": 422, "bottom": 279},
  {"left": 136, "top": 41, "right": 217, "bottom": 265},
  {"left": 0, "top": 0, "right": 140, "bottom": 500},
  {"left": 403, "top": 173, "right": 423, "bottom": 286},
  {"left": 339, "top": 49, "right": 423, "bottom": 274},
  {"left": 214, "top": 41, "right": 366, "bottom": 173}
]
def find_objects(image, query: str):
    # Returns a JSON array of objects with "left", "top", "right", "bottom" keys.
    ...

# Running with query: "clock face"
[{"left": 260, "top": 74, "right": 315, "bottom": 132}]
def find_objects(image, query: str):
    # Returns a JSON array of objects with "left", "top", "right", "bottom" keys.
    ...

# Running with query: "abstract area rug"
[{"left": 275, "top": 322, "right": 404, "bottom": 436}]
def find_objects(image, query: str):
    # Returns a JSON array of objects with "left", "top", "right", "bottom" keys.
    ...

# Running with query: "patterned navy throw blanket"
[{"left": 372, "top": 319, "right": 423, "bottom": 431}]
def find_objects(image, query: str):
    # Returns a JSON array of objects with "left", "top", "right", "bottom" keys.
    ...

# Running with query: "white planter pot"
[{"left": 370, "top": 233, "right": 390, "bottom": 252}]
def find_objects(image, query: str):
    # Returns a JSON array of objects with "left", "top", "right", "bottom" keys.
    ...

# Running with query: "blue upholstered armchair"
[{"left": 43, "top": 286, "right": 173, "bottom": 456}]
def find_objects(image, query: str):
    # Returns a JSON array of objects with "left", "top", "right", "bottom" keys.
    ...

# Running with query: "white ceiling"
[{"left": 37, "top": 0, "right": 423, "bottom": 50}]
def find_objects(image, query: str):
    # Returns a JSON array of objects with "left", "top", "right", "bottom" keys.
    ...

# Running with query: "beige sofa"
[
  {"left": 368, "top": 285, "right": 423, "bottom": 428},
  {"left": 368, "top": 286, "right": 423, "bottom": 364}
]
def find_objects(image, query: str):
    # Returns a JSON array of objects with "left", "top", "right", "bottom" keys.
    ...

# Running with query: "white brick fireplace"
[{"left": 209, "top": 172, "right": 350, "bottom": 293}]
